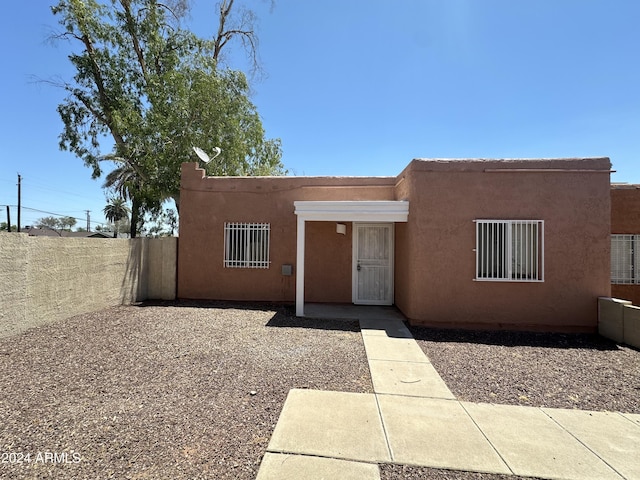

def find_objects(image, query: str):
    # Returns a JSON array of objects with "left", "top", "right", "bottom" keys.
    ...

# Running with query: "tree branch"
[
  {"left": 213, "top": 0, "right": 234, "bottom": 62},
  {"left": 76, "top": 32, "right": 127, "bottom": 149},
  {"left": 120, "top": 0, "right": 149, "bottom": 84}
]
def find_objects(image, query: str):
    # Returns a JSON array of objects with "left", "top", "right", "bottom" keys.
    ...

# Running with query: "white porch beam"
[
  {"left": 294, "top": 200, "right": 409, "bottom": 223},
  {"left": 296, "top": 215, "right": 306, "bottom": 316}
]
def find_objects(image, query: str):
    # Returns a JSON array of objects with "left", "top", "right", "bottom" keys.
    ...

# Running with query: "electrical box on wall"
[{"left": 281, "top": 264, "right": 293, "bottom": 276}]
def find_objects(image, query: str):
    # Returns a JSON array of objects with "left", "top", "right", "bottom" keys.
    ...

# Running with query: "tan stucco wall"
[
  {"left": 177, "top": 164, "right": 396, "bottom": 302},
  {"left": 178, "top": 158, "right": 611, "bottom": 331},
  {"left": 611, "top": 285, "right": 640, "bottom": 307},
  {"left": 0, "top": 235, "right": 176, "bottom": 338},
  {"left": 305, "top": 221, "right": 353, "bottom": 303},
  {"left": 395, "top": 158, "right": 611, "bottom": 331},
  {"left": 611, "top": 185, "right": 640, "bottom": 233}
]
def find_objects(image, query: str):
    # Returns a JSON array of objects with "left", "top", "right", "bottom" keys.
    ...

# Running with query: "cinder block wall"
[
  {"left": 147, "top": 237, "right": 178, "bottom": 300},
  {"left": 598, "top": 297, "right": 640, "bottom": 348},
  {"left": 0, "top": 235, "right": 177, "bottom": 338}
]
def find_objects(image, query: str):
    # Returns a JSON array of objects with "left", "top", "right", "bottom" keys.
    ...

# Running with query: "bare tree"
[{"left": 212, "top": 0, "right": 275, "bottom": 78}]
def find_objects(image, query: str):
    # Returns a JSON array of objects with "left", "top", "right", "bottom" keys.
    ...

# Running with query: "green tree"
[
  {"left": 102, "top": 158, "right": 148, "bottom": 238},
  {"left": 0, "top": 222, "right": 17, "bottom": 232},
  {"left": 36, "top": 216, "right": 61, "bottom": 229},
  {"left": 59, "top": 216, "right": 77, "bottom": 231},
  {"left": 103, "top": 197, "right": 131, "bottom": 237},
  {"left": 51, "top": 0, "right": 284, "bottom": 237},
  {"left": 140, "top": 208, "right": 178, "bottom": 237}
]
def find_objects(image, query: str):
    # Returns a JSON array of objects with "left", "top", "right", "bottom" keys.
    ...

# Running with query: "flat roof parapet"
[{"left": 407, "top": 157, "right": 611, "bottom": 173}]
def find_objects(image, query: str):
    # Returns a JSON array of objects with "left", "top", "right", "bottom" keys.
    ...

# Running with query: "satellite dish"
[{"left": 193, "top": 146, "right": 222, "bottom": 164}]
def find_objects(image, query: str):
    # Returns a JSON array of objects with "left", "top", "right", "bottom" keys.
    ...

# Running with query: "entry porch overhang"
[
  {"left": 294, "top": 200, "right": 409, "bottom": 223},
  {"left": 294, "top": 201, "right": 409, "bottom": 316}
]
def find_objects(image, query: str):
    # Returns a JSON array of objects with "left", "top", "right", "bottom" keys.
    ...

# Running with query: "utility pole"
[
  {"left": 17, "top": 174, "right": 21, "bottom": 233},
  {"left": 85, "top": 210, "right": 91, "bottom": 232},
  {"left": 6, "top": 206, "right": 10, "bottom": 232}
]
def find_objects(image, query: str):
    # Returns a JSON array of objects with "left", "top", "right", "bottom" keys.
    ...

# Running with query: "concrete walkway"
[{"left": 256, "top": 306, "right": 640, "bottom": 480}]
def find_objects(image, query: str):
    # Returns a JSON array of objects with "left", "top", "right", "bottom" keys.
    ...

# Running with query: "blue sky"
[{"left": 1, "top": 0, "right": 639, "bottom": 228}]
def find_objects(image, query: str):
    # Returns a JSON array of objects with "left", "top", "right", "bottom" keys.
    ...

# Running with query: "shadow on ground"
[
  {"left": 132, "top": 300, "right": 361, "bottom": 332},
  {"left": 132, "top": 299, "right": 288, "bottom": 312},
  {"left": 265, "top": 313, "right": 361, "bottom": 332},
  {"left": 410, "top": 325, "right": 621, "bottom": 351}
]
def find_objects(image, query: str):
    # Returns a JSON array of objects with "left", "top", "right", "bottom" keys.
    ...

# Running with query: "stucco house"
[
  {"left": 178, "top": 157, "right": 612, "bottom": 332},
  {"left": 611, "top": 183, "right": 640, "bottom": 305}
]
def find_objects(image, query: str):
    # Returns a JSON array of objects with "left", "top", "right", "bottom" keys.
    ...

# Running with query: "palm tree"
[
  {"left": 102, "top": 157, "right": 146, "bottom": 238},
  {"left": 103, "top": 198, "right": 131, "bottom": 238}
]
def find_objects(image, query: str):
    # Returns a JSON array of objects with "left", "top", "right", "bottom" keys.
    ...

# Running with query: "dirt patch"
[{"left": 0, "top": 302, "right": 371, "bottom": 479}]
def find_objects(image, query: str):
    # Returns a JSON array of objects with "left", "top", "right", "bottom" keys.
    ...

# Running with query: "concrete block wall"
[
  {"left": 598, "top": 297, "right": 640, "bottom": 348},
  {"left": 0, "top": 234, "right": 177, "bottom": 338},
  {"left": 623, "top": 304, "right": 640, "bottom": 348},
  {"left": 147, "top": 236, "right": 178, "bottom": 300}
]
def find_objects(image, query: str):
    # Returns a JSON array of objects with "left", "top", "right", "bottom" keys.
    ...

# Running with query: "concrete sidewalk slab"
[
  {"left": 621, "top": 412, "right": 640, "bottom": 426},
  {"left": 543, "top": 408, "right": 640, "bottom": 480},
  {"left": 377, "top": 395, "right": 511, "bottom": 474},
  {"left": 304, "top": 303, "right": 405, "bottom": 321},
  {"left": 267, "top": 389, "right": 391, "bottom": 463},
  {"left": 369, "top": 359, "right": 455, "bottom": 399},
  {"left": 256, "top": 453, "right": 380, "bottom": 480},
  {"left": 362, "top": 335, "right": 429, "bottom": 363},
  {"left": 463, "top": 402, "right": 624, "bottom": 480},
  {"left": 359, "top": 318, "right": 413, "bottom": 338}
]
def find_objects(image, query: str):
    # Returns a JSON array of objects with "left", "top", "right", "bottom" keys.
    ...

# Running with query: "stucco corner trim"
[{"left": 294, "top": 200, "right": 409, "bottom": 222}]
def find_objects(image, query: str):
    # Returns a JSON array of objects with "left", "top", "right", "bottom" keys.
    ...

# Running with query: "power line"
[
  {"left": 21, "top": 179, "right": 105, "bottom": 203},
  {"left": 19, "top": 206, "right": 105, "bottom": 227}
]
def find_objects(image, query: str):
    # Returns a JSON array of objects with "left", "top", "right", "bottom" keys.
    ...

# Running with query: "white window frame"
[
  {"left": 224, "top": 222, "right": 271, "bottom": 269},
  {"left": 475, "top": 220, "right": 544, "bottom": 282},
  {"left": 611, "top": 234, "right": 639, "bottom": 284}
]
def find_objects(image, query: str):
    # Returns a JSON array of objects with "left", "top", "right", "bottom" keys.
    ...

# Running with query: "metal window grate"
[
  {"left": 224, "top": 222, "right": 270, "bottom": 269},
  {"left": 611, "top": 234, "right": 638, "bottom": 284},
  {"left": 475, "top": 220, "right": 544, "bottom": 282}
]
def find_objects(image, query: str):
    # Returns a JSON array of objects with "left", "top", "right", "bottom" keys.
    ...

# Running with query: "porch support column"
[{"left": 296, "top": 216, "right": 305, "bottom": 316}]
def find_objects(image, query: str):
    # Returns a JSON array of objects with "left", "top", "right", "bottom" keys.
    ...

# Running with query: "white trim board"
[{"left": 294, "top": 201, "right": 409, "bottom": 222}]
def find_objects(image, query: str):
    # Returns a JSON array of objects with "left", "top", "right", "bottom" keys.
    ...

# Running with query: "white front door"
[{"left": 353, "top": 223, "right": 394, "bottom": 305}]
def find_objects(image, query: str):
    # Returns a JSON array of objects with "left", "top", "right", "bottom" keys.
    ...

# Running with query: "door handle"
[{"left": 357, "top": 263, "right": 361, "bottom": 271}]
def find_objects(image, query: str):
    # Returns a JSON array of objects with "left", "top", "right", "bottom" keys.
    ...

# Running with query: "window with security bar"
[
  {"left": 224, "top": 222, "right": 271, "bottom": 268},
  {"left": 611, "top": 234, "right": 640, "bottom": 284},
  {"left": 475, "top": 220, "right": 544, "bottom": 282}
]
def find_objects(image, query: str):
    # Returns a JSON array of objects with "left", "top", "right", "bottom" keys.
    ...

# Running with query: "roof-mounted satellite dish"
[{"left": 192, "top": 146, "right": 221, "bottom": 164}]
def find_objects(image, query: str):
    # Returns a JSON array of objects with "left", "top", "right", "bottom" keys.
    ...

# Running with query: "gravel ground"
[
  {"left": 380, "top": 465, "right": 542, "bottom": 480},
  {"left": 0, "top": 302, "right": 371, "bottom": 480},
  {"left": 2, "top": 304, "right": 639, "bottom": 480},
  {"left": 410, "top": 326, "right": 640, "bottom": 414}
]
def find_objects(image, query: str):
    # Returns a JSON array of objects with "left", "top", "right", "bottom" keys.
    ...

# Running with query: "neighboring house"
[
  {"left": 178, "top": 157, "right": 612, "bottom": 332},
  {"left": 611, "top": 183, "right": 640, "bottom": 304},
  {"left": 24, "top": 227, "right": 113, "bottom": 238}
]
